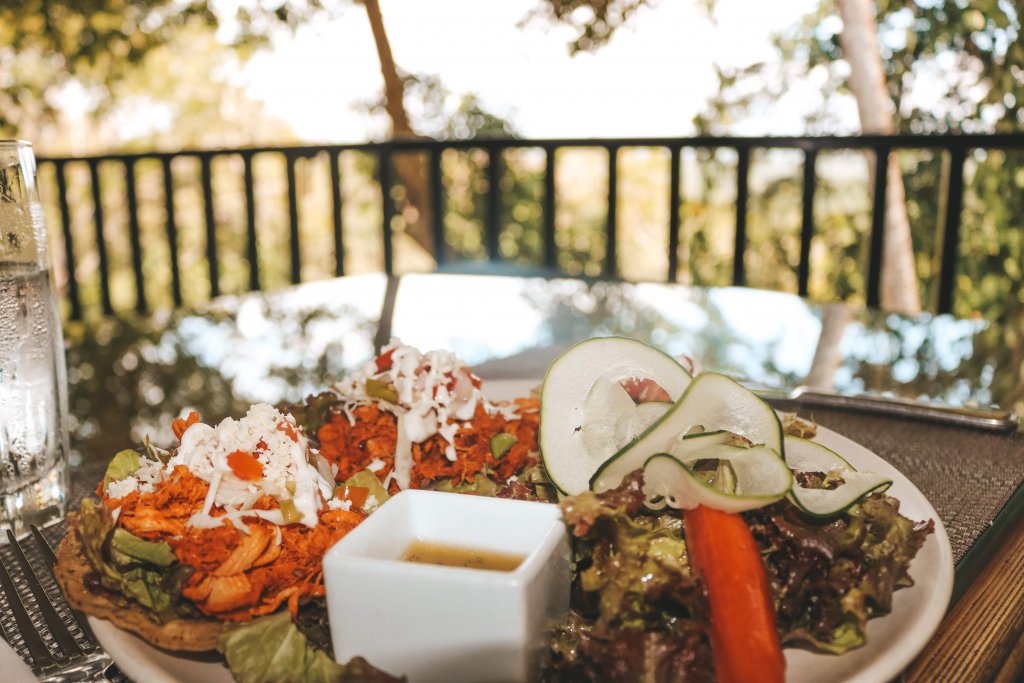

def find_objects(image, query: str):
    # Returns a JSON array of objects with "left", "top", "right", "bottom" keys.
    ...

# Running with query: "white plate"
[{"left": 91, "top": 379, "right": 954, "bottom": 683}]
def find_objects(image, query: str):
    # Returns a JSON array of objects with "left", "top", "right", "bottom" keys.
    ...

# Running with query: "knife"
[{"left": 758, "top": 387, "right": 1019, "bottom": 434}]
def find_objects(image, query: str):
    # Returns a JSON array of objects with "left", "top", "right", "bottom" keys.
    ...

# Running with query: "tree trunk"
[
  {"left": 361, "top": 0, "right": 435, "bottom": 260},
  {"left": 835, "top": 0, "right": 921, "bottom": 316},
  {"left": 803, "top": 302, "right": 855, "bottom": 390}
]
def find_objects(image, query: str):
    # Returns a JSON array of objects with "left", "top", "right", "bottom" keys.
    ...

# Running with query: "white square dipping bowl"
[{"left": 323, "top": 489, "right": 571, "bottom": 683}]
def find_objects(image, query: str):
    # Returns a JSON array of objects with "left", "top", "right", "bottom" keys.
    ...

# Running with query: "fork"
[{"left": 0, "top": 526, "right": 113, "bottom": 682}]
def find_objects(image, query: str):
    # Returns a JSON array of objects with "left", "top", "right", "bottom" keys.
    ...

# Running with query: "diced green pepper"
[
  {"left": 278, "top": 499, "right": 303, "bottom": 524},
  {"left": 365, "top": 378, "right": 399, "bottom": 404},
  {"left": 344, "top": 470, "right": 390, "bottom": 513},
  {"left": 489, "top": 432, "right": 517, "bottom": 459}
]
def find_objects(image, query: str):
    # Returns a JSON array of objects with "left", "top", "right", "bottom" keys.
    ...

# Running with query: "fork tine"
[
  {"left": 29, "top": 525, "right": 57, "bottom": 566},
  {"left": 5, "top": 530, "right": 84, "bottom": 659},
  {"left": 30, "top": 525, "right": 103, "bottom": 650},
  {"left": 0, "top": 540, "right": 56, "bottom": 672}
]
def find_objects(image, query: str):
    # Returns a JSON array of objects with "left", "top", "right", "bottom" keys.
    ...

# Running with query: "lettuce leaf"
[
  {"left": 543, "top": 471, "right": 714, "bottom": 682},
  {"left": 77, "top": 498, "right": 194, "bottom": 622},
  {"left": 218, "top": 611, "right": 404, "bottom": 683},
  {"left": 282, "top": 392, "right": 342, "bottom": 446},
  {"left": 746, "top": 491, "right": 933, "bottom": 654},
  {"left": 543, "top": 469, "right": 933, "bottom": 680},
  {"left": 100, "top": 449, "right": 142, "bottom": 494}
]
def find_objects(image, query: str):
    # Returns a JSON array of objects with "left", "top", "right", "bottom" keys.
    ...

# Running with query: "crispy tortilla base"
[{"left": 54, "top": 512, "right": 224, "bottom": 652}]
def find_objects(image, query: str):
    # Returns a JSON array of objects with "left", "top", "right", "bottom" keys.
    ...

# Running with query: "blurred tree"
[
  {"left": 695, "top": 0, "right": 1022, "bottom": 408},
  {"left": 520, "top": 0, "right": 658, "bottom": 54},
  {"left": 834, "top": 0, "right": 919, "bottom": 316},
  {"left": 0, "top": 0, "right": 519, "bottom": 263},
  {"left": 0, "top": 0, "right": 338, "bottom": 142}
]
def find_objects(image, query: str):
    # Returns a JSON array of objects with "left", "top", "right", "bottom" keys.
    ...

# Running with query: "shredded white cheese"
[
  {"left": 331, "top": 339, "right": 521, "bottom": 490},
  {"left": 106, "top": 403, "right": 338, "bottom": 531}
]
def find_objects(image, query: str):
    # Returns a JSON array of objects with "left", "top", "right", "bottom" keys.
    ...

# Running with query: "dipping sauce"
[{"left": 402, "top": 539, "right": 525, "bottom": 572}]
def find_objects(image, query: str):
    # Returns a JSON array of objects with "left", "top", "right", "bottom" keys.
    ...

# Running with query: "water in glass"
[{"left": 0, "top": 141, "right": 68, "bottom": 537}]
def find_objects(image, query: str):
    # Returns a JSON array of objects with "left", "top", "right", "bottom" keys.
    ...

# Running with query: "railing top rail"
[{"left": 36, "top": 133, "right": 1024, "bottom": 164}]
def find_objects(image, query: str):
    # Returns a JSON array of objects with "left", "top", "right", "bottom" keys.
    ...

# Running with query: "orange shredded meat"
[
  {"left": 317, "top": 397, "right": 540, "bottom": 491},
  {"left": 106, "top": 465, "right": 364, "bottom": 621}
]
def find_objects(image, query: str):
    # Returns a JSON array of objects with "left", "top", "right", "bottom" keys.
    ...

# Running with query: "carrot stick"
[{"left": 684, "top": 504, "right": 785, "bottom": 683}]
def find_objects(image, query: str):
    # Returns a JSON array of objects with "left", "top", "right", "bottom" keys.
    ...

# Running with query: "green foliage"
[
  {"left": 694, "top": 0, "right": 1024, "bottom": 416},
  {"left": 0, "top": 0, "right": 332, "bottom": 138}
]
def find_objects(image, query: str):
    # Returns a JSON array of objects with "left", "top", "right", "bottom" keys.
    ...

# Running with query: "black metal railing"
[{"left": 38, "top": 134, "right": 1024, "bottom": 320}]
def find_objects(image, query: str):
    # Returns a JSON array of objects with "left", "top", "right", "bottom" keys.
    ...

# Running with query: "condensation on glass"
[{"left": 0, "top": 140, "right": 69, "bottom": 537}]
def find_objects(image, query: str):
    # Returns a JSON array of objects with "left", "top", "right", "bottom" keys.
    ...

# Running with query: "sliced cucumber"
[
  {"left": 579, "top": 375, "right": 637, "bottom": 462},
  {"left": 591, "top": 372, "right": 783, "bottom": 492},
  {"left": 642, "top": 443, "right": 792, "bottom": 514},
  {"left": 785, "top": 436, "right": 893, "bottom": 517},
  {"left": 540, "top": 337, "right": 693, "bottom": 495},
  {"left": 615, "top": 400, "right": 672, "bottom": 450},
  {"left": 665, "top": 429, "right": 746, "bottom": 458}
]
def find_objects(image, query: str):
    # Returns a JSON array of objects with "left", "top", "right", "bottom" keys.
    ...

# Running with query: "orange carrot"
[
  {"left": 227, "top": 450, "right": 264, "bottom": 481},
  {"left": 171, "top": 411, "right": 201, "bottom": 440},
  {"left": 335, "top": 485, "right": 369, "bottom": 508},
  {"left": 684, "top": 505, "right": 785, "bottom": 683},
  {"left": 276, "top": 420, "right": 300, "bottom": 443}
]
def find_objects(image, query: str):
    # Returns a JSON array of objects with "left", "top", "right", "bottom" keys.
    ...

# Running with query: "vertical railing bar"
[
  {"left": 798, "top": 148, "right": 818, "bottom": 298},
  {"left": 733, "top": 146, "right": 750, "bottom": 287},
  {"left": 124, "top": 159, "right": 147, "bottom": 314},
  {"left": 606, "top": 144, "right": 619, "bottom": 278},
  {"left": 668, "top": 145, "right": 681, "bottom": 283},
  {"left": 160, "top": 157, "right": 182, "bottom": 308},
  {"left": 429, "top": 148, "right": 445, "bottom": 266},
  {"left": 88, "top": 159, "right": 113, "bottom": 315},
  {"left": 242, "top": 152, "right": 260, "bottom": 291},
  {"left": 379, "top": 147, "right": 394, "bottom": 276},
  {"left": 543, "top": 145, "right": 557, "bottom": 270},
  {"left": 330, "top": 151, "right": 345, "bottom": 277},
  {"left": 285, "top": 152, "right": 301, "bottom": 285},
  {"left": 937, "top": 144, "right": 967, "bottom": 315},
  {"left": 486, "top": 144, "right": 502, "bottom": 261},
  {"left": 200, "top": 154, "right": 219, "bottom": 298},
  {"left": 53, "top": 161, "right": 81, "bottom": 320},
  {"left": 866, "top": 145, "right": 890, "bottom": 308}
]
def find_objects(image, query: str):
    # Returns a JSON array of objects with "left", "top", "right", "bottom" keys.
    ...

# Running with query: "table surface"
[{"left": 12, "top": 273, "right": 1024, "bottom": 681}]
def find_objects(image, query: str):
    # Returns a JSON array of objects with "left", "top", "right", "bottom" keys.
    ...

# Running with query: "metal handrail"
[{"left": 37, "top": 134, "right": 1024, "bottom": 320}]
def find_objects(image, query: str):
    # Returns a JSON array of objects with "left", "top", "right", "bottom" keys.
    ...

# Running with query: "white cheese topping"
[
  {"left": 332, "top": 339, "right": 521, "bottom": 489},
  {"left": 107, "top": 403, "right": 337, "bottom": 531}
]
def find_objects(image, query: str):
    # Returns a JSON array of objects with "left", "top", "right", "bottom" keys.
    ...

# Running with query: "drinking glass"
[{"left": 0, "top": 140, "right": 69, "bottom": 537}]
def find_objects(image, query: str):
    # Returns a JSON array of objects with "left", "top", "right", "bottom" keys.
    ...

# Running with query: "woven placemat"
[{"left": 778, "top": 404, "right": 1024, "bottom": 563}]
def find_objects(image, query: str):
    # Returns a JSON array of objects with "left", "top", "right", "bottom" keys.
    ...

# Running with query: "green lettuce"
[
  {"left": 746, "top": 491, "right": 933, "bottom": 654},
  {"left": 281, "top": 392, "right": 343, "bottom": 445},
  {"left": 77, "top": 498, "right": 194, "bottom": 622},
  {"left": 543, "top": 470, "right": 933, "bottom": 680},
  {"left": 218, "top": 611, "right": 403, "bottom": 683},
  {"left": 543, "top": 471, "right": 714, "bottom": 682},
  {"left": 100, "top": 449, "right": 142, "bottom": 494}
]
